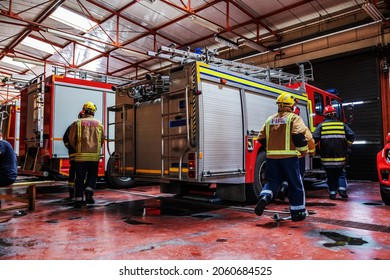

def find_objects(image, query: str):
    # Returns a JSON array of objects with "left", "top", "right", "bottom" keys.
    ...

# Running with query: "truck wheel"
[
  {"left": 246, "top": 151, "right": 266, "bottom": 203},
  {"left": 105, "top": 156, "right": 135, "bottom": 189},
  {"left": 380, "top": 185, "right": 390, "bottom": 205}
]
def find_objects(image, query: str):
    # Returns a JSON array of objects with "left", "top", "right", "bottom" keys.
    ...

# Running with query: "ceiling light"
[
  {"left": 214, "top": 34, "right": 239, "bottom": 50},
  {"left": 189, "top": 15, "right": 223, "bottom": 33},
  {"left": 13, "top": 57, "right": 45, "bottom": 66},
  {"left": 241, "top": 39, "right": 268, "bottom": 52},
  {"left": 120, "top": 48, "right": 149, "bottom": 58},
  {"left": 362, "top": 1, "right": 385, "bottom": 22},
  {"left": 46, "top": 28, "right": 86, "bottom": 43}
]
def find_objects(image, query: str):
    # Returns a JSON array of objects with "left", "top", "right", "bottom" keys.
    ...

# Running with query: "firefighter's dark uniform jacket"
[
  {"left": 68, "top": 116, "right": 104, "bottom": 162},
  {"left": 257, "top": 107, "right": 309, "bottom": 158},
  {"left": 62, "top": 124, "right": 76, "bottom": 161},
  {"left": 312, "top": 117, "right": 355, "bottom": 168}
]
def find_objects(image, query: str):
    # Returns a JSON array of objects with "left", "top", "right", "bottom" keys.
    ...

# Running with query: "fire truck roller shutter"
[{"left": 201, "top": 81, "right": 244, "bottom": 177}]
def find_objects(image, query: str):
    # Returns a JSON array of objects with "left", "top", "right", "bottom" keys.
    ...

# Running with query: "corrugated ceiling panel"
[
  {"left": 7, "top": 0, "right": 50, "bottom": 21},
  {"left": 121, "top": 1, "right": 184, "bottom": 29},
  {"left": 197, "top": 2, "right": 229, "bottom": 28},
  {"left": 62, "top": 0, "right": 114, "bottom": 20}
]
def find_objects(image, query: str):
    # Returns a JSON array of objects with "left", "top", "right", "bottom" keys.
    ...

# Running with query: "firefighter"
[
  {"left": 68, "top": 101, "right": 104, "bottom": 208},
  {"left": 62, "top": 110, "right": 84, "bottom": 201},
  {"left": 255, "top": 93, "right": 310, "bottom": 221},
  {"left": 312, "top": 105, "right": 355, "bottom": 200},
  {"left": 277, "top": 103, "right": 316, "bottom": 201},
  {"left": 0, "top": 130, "right": 18, "bottom": 208}
]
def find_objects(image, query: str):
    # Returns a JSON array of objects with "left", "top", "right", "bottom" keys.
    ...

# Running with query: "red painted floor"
[{"left": 0, "top": 180, "right": 389, "bottom": 260}]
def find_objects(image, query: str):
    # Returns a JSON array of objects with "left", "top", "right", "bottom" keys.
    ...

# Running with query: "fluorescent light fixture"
[
  {"left": 120, "top": 48, "right": 149, "bottom": 58},
  {"left": 241, "top": 39, "right": 268, "bottom": 52},
  {"left": 189, "top": 15, "right": 223, "bottom": 33},
  {"left": 362, "top": 1, "right": 385, "bottom": 22},
  {"left": 343, "top": 101, "right": 364, "bottom": 106},
  {"left": 13, "top": 57, "right": 45, "bottom": 66},
  {"left": 46, "top": 28, "right": 86, "bottom": 43},
  {"left": 214, "top": 34, "right": 239, "bottom": 50},
  {"left": 49, "top": 6, "right": 96, "bottom": 32},
  {"left": 21, "top": 37, "right": 60, "bottom": 54}
]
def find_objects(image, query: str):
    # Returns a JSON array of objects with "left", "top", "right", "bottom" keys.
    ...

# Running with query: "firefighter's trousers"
[
  {"left": 74, "top": 161, "right": 99, "bottom": 201},
  {"left": 259, "top": 157, "right": 306, "bottom": 214},
  {"left": 324, "top": 167, "right": 345, "bottom": 195}
]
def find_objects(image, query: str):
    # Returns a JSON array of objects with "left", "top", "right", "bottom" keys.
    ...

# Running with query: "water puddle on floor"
[
  {"left": 104, "top": 198, "right": 221, "bottom": 226},
  {"left": 320, "top": 231, "right": 368, "bottom": 247},
  {"left": 363, "top": 202, "right": 383, "bottom": 206}
]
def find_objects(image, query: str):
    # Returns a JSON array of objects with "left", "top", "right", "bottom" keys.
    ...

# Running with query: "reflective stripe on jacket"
[
  {"left": 312, "top": 118, "right": 355, "bottom": 168},
  {"left": 68, "top": 116, "right": 104, "bottom": 162}
]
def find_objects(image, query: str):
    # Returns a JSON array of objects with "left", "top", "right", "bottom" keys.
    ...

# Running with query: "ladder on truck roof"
[{"left": 148, "top": 46, "right": 313, "bottom": 84}]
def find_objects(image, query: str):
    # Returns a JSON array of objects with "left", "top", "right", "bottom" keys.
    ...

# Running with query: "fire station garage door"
[
  {"left": 312, "top": 49, "right": 381, "bottom": 181},
  {"left": 201, "top": 81, "right": 244, "bottom": 176}
]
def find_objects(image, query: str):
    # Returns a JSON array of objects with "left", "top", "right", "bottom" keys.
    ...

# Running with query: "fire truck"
[
  {"left": 106, "top": 46, "right": 345, "bottom": 202},
  {"left": 18, "top": 70, "right": 132, "bottom": 188},
  {"left": 0, "top": 101, "right": 20, "bottom": 155}
]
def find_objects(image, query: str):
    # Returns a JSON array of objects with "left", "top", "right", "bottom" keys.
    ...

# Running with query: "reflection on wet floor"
[
  {"left": 1, "top": 181, "right": 389, "bottom": 260},
  {"left": 320, "top": 231, "right": 368, "bottom": 247},
  {"left": 104, "top": 197, "right": 226, "bottom": 218}
]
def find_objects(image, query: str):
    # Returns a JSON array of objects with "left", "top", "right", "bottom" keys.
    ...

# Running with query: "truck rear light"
[
  {"left": 188, "top": 152, "right": 196, "bottom": 178},
  {"left": 194, "top": 89, "right": 202, "bottom": 95}
]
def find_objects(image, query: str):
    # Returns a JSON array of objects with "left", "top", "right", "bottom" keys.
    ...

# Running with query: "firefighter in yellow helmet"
[
  {"left": 255, "top": 93, "right": 310, "bottom": 221},
  {"left": 68, "top": 101, "right": 104, "bottom": 208},
  {"left": 277, "top": 100, "right": 316, "bottom": 201}
]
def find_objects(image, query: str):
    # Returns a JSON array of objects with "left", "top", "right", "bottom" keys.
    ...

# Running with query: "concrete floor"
[{"left": 0, "top": 180, "right": 389, "bottom": 260}]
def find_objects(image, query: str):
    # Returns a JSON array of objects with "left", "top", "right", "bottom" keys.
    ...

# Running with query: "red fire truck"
[
  {"left": 18, "top": 71, "right": 132, "bottom": 188},
  {"left": 106, "top": 46, "right": 346, "bottom": 202}
]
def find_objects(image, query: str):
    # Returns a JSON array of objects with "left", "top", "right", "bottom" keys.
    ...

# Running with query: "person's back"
[
  {"left": 68, "top": 115, "right": 103, "bottom": 162},
  {"left": 312, "top": 105, "right": 355, "bottom": 199},
  {"left": 68, "top": 102, "right": 104, "bottom": 208},
  {"left": 0, "top": 130, "right": 17, "bottom": 186},
  {"left": 255, "top": 93, "right": 309, "bottom": 221}
]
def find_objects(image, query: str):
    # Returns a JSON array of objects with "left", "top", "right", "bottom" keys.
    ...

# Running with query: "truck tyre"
[
  {"left": 105, "top": 156, "right": 135, "bottom": 189},
  {"left": 246, "top": 151, "right": 266, "bottom": 203},
  {"left": 380, "top": 185, "right": 390, "bottom": 205}
]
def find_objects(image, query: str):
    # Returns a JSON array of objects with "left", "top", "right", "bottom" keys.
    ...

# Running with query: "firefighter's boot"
[
  {"left": 277, "top": 181, "right": 288, "bottom": 201},
  {"left": 338, "top": 191, "right": 348, "bottom": 199},
  {"left": 85, "top": 191, "right": 95, "bottom": 204},
  {"left": 254, "top": 195, "right": 270, "bottom": 216},
  {"left": 291, "top": 210, "right": 308, "bottom": 222},
  {"left": 74, "top": 200, "right": 82, "bottom": 208}
]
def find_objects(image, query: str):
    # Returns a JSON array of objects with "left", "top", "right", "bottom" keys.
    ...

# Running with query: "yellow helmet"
[
  {"left": 82, "top": 101, "right": 97, "bottom": 114},
  {"left": 276, "top": 93, "right": 295, "bottom": 107}
]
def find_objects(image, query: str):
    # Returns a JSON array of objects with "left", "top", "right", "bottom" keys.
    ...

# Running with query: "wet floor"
[{"left": 0, "top": 180, "right": 389, "bottom": 260}]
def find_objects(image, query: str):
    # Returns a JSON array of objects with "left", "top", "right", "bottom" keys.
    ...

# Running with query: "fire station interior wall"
[
  {"left": 310, "top": 48, "right": 381, "bottom": 181},
  {"left": 52, "top": 84, "right": 108, "bottom": 158},
  {"left": 201, "top": 81, "right": 244, "bottom": 174}
]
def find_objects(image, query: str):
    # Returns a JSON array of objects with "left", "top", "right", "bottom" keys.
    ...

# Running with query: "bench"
[{"left": 0, "top": 180, "right": 58, "bottom": 212}]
